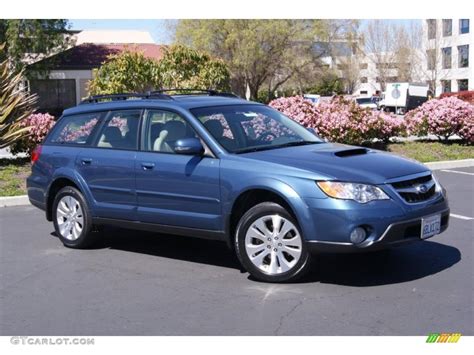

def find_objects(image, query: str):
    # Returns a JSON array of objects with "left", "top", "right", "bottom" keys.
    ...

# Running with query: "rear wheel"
[
  {"left": 235, "top": 202, "right": 312, "bottom": 283},
  {"left": 52, "top": 186, "right": 100, "bottom": 248}
]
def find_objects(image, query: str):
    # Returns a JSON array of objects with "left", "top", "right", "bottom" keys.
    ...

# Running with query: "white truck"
[{"left": 378, "top": 83, "right": 429, "bottom": 114}]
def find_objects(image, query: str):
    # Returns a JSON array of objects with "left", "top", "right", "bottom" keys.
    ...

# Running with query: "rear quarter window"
[{"left": 47, "top": 112, "right": 103, "bottom": 145}]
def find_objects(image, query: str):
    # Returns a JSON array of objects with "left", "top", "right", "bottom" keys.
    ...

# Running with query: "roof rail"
[
  {"left": 79, "top": 92, "right": 173, "bottom": 105},
  {"left": 152, "top": 88, "right": 240, "bottom": 98}
]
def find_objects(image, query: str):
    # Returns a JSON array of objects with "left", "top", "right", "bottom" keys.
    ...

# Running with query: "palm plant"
[{"left": 0, "top": 43, "right": 37, "bottom": 149}]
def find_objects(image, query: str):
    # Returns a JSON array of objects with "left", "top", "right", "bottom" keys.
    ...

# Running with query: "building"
[
  {"left": 27, "top": 30, "right": 163, "bottom": 116},
  {"left": 422, "top": 19, "right": 473, "bottom": 96}
]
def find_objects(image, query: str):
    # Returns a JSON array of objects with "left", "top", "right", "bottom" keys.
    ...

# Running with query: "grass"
[
  {"left": 0, "top": 141, "right": 472, "bottom": 197},
  {"left": 385, "top": 141, "right": 474, "bottom": 163},
  {"left": 0, "top": 158, "right": 31, "bottom": 197}
]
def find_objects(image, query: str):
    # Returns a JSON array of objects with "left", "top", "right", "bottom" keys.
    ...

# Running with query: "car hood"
[{"left": 241, "top": 143, "right": 428, "bottom": 184}]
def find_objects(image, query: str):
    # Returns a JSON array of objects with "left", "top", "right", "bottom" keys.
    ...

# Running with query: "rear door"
[
  {"left": 135, "top": 109, "right": 221, "bottom": 230},
  {"left": 75, "top": 109, "right": 141, "bottom": 220}
]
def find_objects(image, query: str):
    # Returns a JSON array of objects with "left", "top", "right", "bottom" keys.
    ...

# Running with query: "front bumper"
[{"left": 306, "top": 208, "right": 450, "bottom": 253}]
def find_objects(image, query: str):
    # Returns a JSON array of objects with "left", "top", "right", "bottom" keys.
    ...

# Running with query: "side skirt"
[{"left": 92, "top": 217, "right": 227, "bottom": 242}]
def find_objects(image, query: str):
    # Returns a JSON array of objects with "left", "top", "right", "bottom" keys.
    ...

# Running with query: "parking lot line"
[
  {"left": 450, "top": 213, "right": 474, "bottom": 221},
  {"left": 440, "top": 169, "right": 474, "bottom": 176}
]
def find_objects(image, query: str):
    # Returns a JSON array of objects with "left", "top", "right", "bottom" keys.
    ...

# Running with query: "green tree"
[
  {"left": 159, "top": 44, "right": 230, "bottom": 90},
  {"left": 307, "top": 71, "right": 344, "bottom": 96},
  {"left": 174, "top": 20, "right": 324, "bottom": 100},
  {"left": 88, "top": 48, "right": 162, "bottom": 96},
  {"left": 0, "top": 44, "right": 37, "bottom": 148},
  {"left": 88, "top": 45, "right": 231, "bottom": 96},
  {"left": 0, "top": 19, "right": 73, "bottom": 75}
]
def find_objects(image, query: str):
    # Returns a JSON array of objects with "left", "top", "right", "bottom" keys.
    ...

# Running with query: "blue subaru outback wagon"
[{"left": 27, "top": 90, "right": 450, "bottom": 282}]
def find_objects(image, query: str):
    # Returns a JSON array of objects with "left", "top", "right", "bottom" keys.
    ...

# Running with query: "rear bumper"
[{"left": 306, "top": 208, "right": 450, "bottom": 253}]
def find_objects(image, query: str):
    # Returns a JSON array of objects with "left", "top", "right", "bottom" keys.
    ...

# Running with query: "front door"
[{"left": 135, "top": 109, "right": 221, "bottom": 230}]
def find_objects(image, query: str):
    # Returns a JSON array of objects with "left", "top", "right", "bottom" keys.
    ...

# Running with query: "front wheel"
[
  {"left": 235, "top": 202, "right": 312, "bottom": 283},
  {"left": 52, "top": 186, "right": 100, "bottom": 248}
]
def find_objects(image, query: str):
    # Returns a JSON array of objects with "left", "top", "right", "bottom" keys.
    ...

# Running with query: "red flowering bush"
[
  {"left": 269, "top": 96, "right": 405, "bottom": 145},
  {"left": 405, "top": 97, "right": 474, "bottom": 143},
  {"left": 10, "top": 113, "right": 56, "bottom": 156}
]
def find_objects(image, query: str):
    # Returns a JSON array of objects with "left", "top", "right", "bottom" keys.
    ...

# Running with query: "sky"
[
  {"left": 70, "top": 19, "right": 422, "bottom": 45},
  {"left": 69, "top": 19, "right": 175, "bottom": 44}
]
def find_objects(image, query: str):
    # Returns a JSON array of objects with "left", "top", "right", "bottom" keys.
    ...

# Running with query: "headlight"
[
  {"left": 317, "top": 181, "right": 389, "bottom": 203},
  {"left": 432, "top": 174, "right": 443, "bottom": 194}
]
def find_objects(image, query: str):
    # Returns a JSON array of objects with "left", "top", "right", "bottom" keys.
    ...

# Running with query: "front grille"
[{"left": 391, "top": 174, "right": 437, "bottom": 203}]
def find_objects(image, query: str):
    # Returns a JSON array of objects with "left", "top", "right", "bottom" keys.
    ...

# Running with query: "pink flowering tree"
[
  {"left": 10, "top": 113, "right": 56, "bottom": 156},
  {"left": 269, "top": 96, "right": 405, "bottom": 145},
  {"left": 405, "top": 97, "right": 474, "bottom": 143}
]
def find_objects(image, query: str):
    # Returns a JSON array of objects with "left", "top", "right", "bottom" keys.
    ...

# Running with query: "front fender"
[{"left": 224, "top": 176, "right": 315, "bottom": 241}]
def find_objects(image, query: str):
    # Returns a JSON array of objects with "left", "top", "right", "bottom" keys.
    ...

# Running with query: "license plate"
[{"left": 421, "top": 214, "right": 441, "bottom": 239}]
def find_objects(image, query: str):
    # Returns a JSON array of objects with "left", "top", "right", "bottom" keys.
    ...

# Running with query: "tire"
[
  {"left": 235, "top": 202, "right": 312, "bottom": 283},
  {"left": 52, "top": 186, "right": 100, "bottom": 248}
]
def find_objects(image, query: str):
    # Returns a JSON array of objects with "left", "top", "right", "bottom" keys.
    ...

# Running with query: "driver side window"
[{"left": 143, "top": 110, "right": 196, "bottom": 153}]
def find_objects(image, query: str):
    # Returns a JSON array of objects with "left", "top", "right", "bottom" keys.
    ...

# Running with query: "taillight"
[{"left": 31, "top": 145, "right": 42, "bottom": 164}]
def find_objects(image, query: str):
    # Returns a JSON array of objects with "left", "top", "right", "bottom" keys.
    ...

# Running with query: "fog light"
[{"left": 350, "top": 227, "right": 367, "bottom": 244}]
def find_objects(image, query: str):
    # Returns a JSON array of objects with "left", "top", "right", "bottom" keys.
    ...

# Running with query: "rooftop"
[{"left": 29, "top": 43, "right": 166, "bottom": 70}]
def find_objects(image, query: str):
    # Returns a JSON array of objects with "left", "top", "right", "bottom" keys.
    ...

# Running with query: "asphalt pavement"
[{"left": 0, "top": 167, "right": 472, "bottom": 335}]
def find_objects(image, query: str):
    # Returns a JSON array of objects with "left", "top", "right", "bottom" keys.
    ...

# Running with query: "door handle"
[
  {"left": 141, "top": 162, "right": 155, "bottom": 170},
  {"left": 81, "top": 158, "right": 92, "bottom": 165}
]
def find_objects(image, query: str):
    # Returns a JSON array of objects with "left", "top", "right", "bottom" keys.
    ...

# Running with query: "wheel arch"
[
  {"left": 46, "top": 175, "right": 86, "bottom": 221},
  {"left": 225, "top": 181, "right": 310, "bottom": 249}
]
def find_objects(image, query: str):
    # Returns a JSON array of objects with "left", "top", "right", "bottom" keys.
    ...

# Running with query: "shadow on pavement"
[
  {"left": 307, "top": 241, "right": 461, "bottom": 286},
  {"left": 52, "top": 227, "right": 461, "bottom": 286}
]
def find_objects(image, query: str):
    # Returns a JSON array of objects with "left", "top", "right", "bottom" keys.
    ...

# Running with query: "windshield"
[
  {"left": 356, "top": 98, "right": 372, "bottom": 104},
  {"left": 191, "top": 105, "right": 323, "bottom": 153}
]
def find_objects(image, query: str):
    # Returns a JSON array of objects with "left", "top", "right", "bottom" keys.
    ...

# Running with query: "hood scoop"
[{"left": 334, "top": 148, "right": 369, "bottom": 157}]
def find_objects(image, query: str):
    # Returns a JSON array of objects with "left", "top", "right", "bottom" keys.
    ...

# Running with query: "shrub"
[
  {"left": 1, "top": 43, "right": 37, "bottom": 149},
  {"left": 10, "top": 113, "right": 56, "bottom": 155},
  {"left": 439, "top": 91, "right": 474, "bottom": 104},
  {"left": 405, "top": 97, "right": 474, "bottom": 143},
  {"left": 269, "top": 96, "right": 405, "bottom": 145}
]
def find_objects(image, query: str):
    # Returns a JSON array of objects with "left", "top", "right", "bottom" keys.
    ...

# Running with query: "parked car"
[
  {"left": 27, "top": 90, "right": 450, "bottom": 283},
  {"left": 354, "top": 97, "right": 378, "bottom": 110},
  {"left": 378, "top": 83, "right": 429, "bottom": 114}
]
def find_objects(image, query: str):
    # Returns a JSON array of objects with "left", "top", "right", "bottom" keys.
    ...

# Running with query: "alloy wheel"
[
  {"left": 56, "top": 195, "right": 84, "bottom": 241},
  {"left": 244, "top": 214, "right": 302, "bottom": 275}
]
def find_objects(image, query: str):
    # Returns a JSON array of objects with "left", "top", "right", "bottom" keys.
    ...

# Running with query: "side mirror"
[{"left": 174, "top": 138, "right": 204, "bottom": 155}]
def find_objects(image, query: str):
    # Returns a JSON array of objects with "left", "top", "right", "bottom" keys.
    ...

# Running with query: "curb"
[
  {"left": 0, "top": 159, "right": 473, "bottom": 208},
  {"left": 424, "top": 159, "right": 474, "bottom": 171},
  {"left": 0, "top": 195, "right": 30, "bottom": 208}
]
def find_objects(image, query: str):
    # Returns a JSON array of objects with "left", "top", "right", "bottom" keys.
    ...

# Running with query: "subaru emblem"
[{"left": 417, "top": 184, "right": 428, "bottom": 193}]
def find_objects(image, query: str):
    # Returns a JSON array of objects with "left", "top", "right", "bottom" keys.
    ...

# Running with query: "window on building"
[
  {"left": 442, "top": 47, "right": 452, "bottom": 69},
  {"left": 360, "top": 90, "right": 368, "bottom": 95},
  {"left": 360, "top": 77, "right": 368, "bottom": 83},
  {"left": 442, "top": 19, "right": 452, "bottom": 36},
  {"left": 459, "top": 19, "right": 470, "bottom": 34},
  {"left": 359, "top": 63, "right": 368, "bottom": 70},
  {"left": 426, "top": 49, "right": 436, "bottom": 70},
  {"left": 427, "top": 19, "right": 437, "bottom": 40},
  {"left": 458, "top": 45, "right": 469, "bottom": 68},
  {"left": 441, "top": 80, "right": 451, "bottom": 93},
  {"left": 458, "top": 79, "right": 468, "bottom": 91}
]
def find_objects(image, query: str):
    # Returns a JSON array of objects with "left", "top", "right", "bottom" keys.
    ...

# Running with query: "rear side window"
[
  {"left": 96, "top": 110, "right": 141, "bottom": 150},
  {"left": 48, "top": 113, "right": 102, "bottom": 145}
]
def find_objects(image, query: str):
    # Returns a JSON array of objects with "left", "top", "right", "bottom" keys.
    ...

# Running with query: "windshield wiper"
[{"left": 235, "top": 140, "right": 322, "bottom": 154}]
